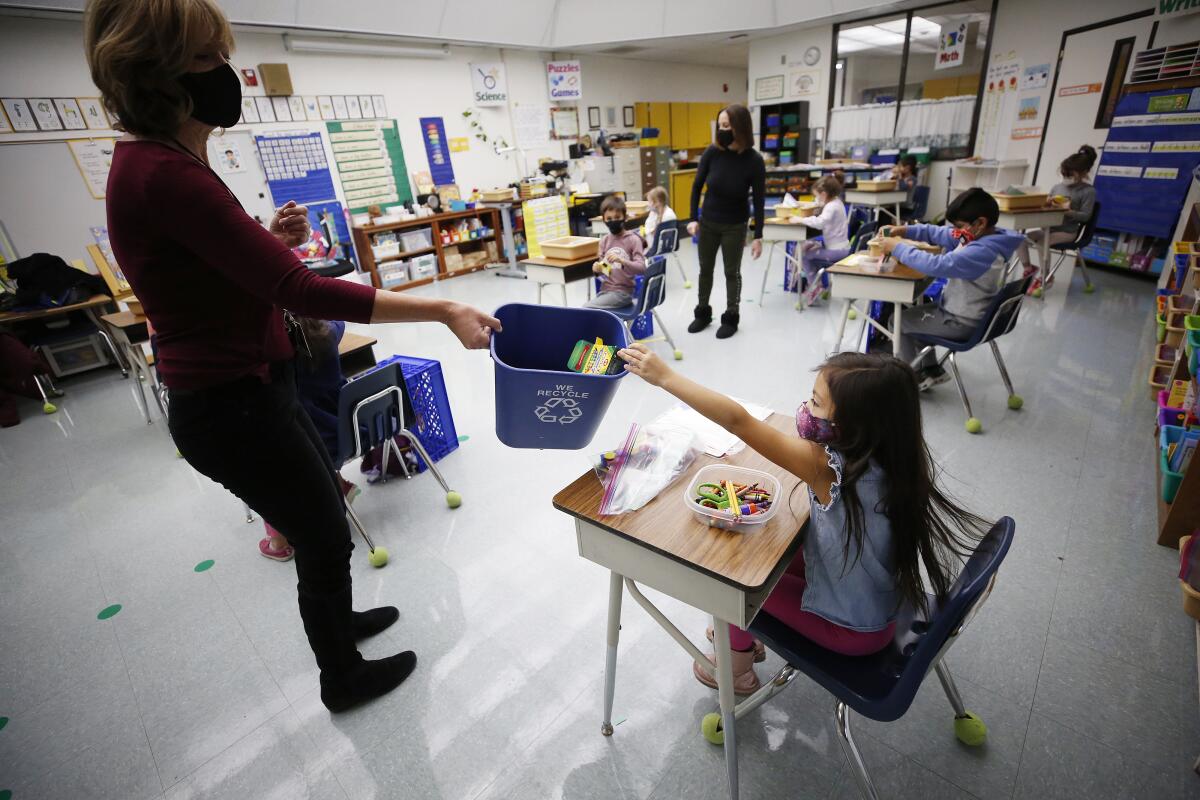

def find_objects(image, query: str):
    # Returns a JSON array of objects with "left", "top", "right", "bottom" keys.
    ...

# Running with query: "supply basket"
[
  {"left": 1161, "top": 424, "right": 1187, "bottom": 503},
  {"left": 491, "top": 303, "right": 628, "bottom": 449},
  {"left": 684, "top": 464, "right": 782, "bottom": 533}
]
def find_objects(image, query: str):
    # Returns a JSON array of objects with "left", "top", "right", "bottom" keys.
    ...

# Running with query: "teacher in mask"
[
  {"left": 686, "top": 104, "right": 766, "bottom": 340},
  {"left": 86, "top": 0, "right": 501, "bottom": 713}
]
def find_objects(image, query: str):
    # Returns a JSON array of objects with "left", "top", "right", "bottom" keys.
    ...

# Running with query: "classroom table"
[
  {"left": 100, "top": 309, "right": 162, "bottom": 424},
  {"left": 995, "top": 207, "right": 1066, "bottom": 293},
  {"left": 523, "top": 253, "right": 598, "bottom": 305},
  {"left": 758, "top": 218, "right": 812, "bottom": 305},
  {"left": 844, "top": 189, "right": 908, "bottom": 224},
  {"left": 0, "top": 294, "right": 127, "bottom": 378},
  {"left": 827, "top": 254, "right": 930, "bottom": 353},
  {"left": 337, "top": 331, "right": 378, "bottom": 377},
  {"left": 553, "top": 413, "right": 809, "bottom": 800}
]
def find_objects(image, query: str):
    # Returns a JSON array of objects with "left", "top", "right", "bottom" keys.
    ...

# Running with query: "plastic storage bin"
[
  {"left": 491, "top": 303, "right": 628, "bottom": 449},
  {"left": 400, "top": 229, "right": 433, "bottom": 253},
  {"left": 684, "top": 464, "right": 782, "bottom": 533},
  {"left": 373, "top": 354, "right": 459, "bottom": 471},
  {"left": 1161, "top": 424, "right": 1187, "bottom": 503}
]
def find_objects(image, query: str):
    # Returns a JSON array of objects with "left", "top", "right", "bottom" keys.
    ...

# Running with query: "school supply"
[
  {"left": 568, "top": 337, "right": 624, "bottom": 375},
  {"left": 593, "top": 422, "right": 699, "bottom": 515},
  {"left": 685, "top": 464, "right": 782, "bottom": 532}
]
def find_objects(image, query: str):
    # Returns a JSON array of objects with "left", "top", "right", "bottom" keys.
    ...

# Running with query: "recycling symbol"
[{"left": 535, "top": 396, "right": 583, "bottom": 424}]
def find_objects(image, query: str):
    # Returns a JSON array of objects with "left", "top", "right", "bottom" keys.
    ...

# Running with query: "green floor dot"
[
  {"left": 97, "top": 604, "right": 122, "bottom": 620},
  {"left": 458, "top": 435, "right": 470, "bottom": 442},
  {"left": 0, "top": 716, "right": 7, "bottom": 732},
  {"left": 194, "top": 559, "right": 215, "bottom": 573},
  {"left": 1, "top": 788, "right": 12, "bottom": 799}
]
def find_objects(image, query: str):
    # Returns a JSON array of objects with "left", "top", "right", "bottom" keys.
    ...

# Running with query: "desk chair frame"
[
  {"left": 596, "top": 257, "right": 682, "bottom": 360},
  {"left": 647, "top": 224, "right": 690, "bottom": 289},
  {"left": 758, "top": 241, "right": 805, "bottom": 307},
  {"left": 1037, "top": 201, "right": 1099, "bottom": 297}
]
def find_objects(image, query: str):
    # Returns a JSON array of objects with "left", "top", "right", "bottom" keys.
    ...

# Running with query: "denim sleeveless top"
[{"left": 801, "top": 447, "right": 898, "bottom": 632}]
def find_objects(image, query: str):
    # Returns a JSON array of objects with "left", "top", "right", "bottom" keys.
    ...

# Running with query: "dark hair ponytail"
[
  {"left": 1060, "top": 144, "right": 1097, "bottom": 178},
  {"left": 819, "top": 353, "right": 989, "bottom": 612}
]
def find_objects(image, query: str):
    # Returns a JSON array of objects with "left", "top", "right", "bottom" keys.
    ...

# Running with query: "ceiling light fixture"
[{"left": 283, "top": 35, "right": 450, "bottom": 58}]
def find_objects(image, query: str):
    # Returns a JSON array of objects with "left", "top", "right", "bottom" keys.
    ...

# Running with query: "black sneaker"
[{"left": 917, "top": 367, "right": 951, "bottom": 392}]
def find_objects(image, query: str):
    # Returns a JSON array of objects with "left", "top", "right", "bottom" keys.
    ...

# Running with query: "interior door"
[{"left": 1037, "top": 16, "right": 1153, "bottom": 184}]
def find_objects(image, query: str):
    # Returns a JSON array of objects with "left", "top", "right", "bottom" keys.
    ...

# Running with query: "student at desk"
[
  {"left": 796, "top": 176, "right": 851, "bottom": 307},
  {"left": 586, "top": 194, "right": 647, "bottom": 309},
  {"left": 1017, "top": 144, "right": 1097, "bottom": 288},
  {"left": 618, "top": 344, "right": 987, "bottom": 695},
  {"left": 878, "top": 188, "right": 1024, "bottom": 392}
]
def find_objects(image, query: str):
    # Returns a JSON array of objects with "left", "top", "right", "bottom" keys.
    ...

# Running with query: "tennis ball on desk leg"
[
  {"left": 848, "top": 309, "right": 858, "bottom": 320},
  {"left": 446, "top": 490, "right": 462, "bottom": 508},
  {"left": 42, "top": 401, "right": 57, "bottom": 414},
  {"left": 368, "top": 547, "right": 389, "bottom": 568}
]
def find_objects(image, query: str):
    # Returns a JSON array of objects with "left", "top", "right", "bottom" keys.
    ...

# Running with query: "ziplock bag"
[{"left": 593, "top": 422, "right": 699, "bottom": 515}]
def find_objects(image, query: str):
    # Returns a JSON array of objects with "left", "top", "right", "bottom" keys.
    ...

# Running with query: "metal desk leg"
[
  {"left": 560, "top": 283, "right": 569, "bottom": 306},
  {"left": 87, "top": 309, "right": 129, "bottom": 378},
  {"left": 713, "top": 619, "right": 740, "bottom": 800},
  {"left": 758, "top": 242, "right": 776, "bottom": 305},
  {"left": 834, "top": 300, "right": 853, "bottom": 351},
  {"left": 893, "top": 203, "right": 901, "bottom": 224},
  {"left": 1039, "top": 233, "right": 1052, "bottom": 294},
  {"left": 601, "top": 570, "right": 624, "bottom": 736},
  {"left": 536, "top": 283, "right": 544, "bottom": 304},
  {"left": 893, "top": 301, "right": 903, "bottom": 352}
]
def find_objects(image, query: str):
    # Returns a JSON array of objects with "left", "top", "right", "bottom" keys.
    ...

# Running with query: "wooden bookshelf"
[
  {"left": 352, "top": 207, "right": 502, "bottom": 291},
  {"left": 1156, "top": 258, "right": 1200, "bottom": 549}
]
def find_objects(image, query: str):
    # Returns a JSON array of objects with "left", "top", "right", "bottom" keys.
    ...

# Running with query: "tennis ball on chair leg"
[
  {"left": 446, "top": 490, "right": 462, "bottom": 508},
  {"left": 368, "top": 547, "right": 389, "bottom": 568},
  {"left": 42, "top": 401, "right": 57, "bottom": 414},
  {"left": 965, "top": 417, "right": 983, "bottom": 434}
]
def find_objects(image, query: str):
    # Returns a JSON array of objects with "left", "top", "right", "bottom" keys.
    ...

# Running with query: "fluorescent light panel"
[{"left": 283, "top": 35, "right": 450, "bottom": 58}]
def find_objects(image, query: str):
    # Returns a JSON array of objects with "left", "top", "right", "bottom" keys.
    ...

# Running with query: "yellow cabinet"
[
  {"left": 688, "top": 103, "right": 719, "bottom": 149},
  {"left": 648, "top": 102, "right": 672, "bottom": 143},
  {"left": 634, "top": 102, "right": 650, "bottom": 130},
  {"left": 670, "top": 103, "right": 691, "bottom": 149},
  {"left": 671, "top": 170, "right": 698, "bottom": 221}
]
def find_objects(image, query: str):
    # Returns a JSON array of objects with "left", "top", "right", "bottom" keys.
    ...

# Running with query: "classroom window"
[{"left": 827, "top": 14, "right": 907, "bottom": 157}]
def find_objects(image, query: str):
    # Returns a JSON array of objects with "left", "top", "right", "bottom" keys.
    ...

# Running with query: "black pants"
[
  {"left": 696, "top": 219, "right": 747, "bottom": 315},
  {"left": 168, "top": 364, "right": 353, "bottom": 599}
]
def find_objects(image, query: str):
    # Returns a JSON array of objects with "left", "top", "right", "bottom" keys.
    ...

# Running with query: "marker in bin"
[{"left": 568, "top": 337, "right": 624, "bottom": 375}]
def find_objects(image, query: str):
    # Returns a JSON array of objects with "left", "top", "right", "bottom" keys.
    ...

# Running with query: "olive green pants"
[{"left": 696, "top": 219, "right": 747, "bottom": 315}]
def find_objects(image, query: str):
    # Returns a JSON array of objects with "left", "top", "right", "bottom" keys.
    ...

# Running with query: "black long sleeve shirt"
[{"left": 689, "top": 145, "right": 767, "bottom": 239}]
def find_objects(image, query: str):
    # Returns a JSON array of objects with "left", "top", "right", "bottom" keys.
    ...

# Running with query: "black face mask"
[
  {"left": 178, "top": 62, "right": 242, "bottom": 128},
  {"left": 716, "top": 129, "right": 735, "bottom": 148},
  {"left": 605, "top": 219, "right": 625, "bottom": 235}
]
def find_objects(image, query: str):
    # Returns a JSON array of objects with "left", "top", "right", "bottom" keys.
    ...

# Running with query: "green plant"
[{"left": 461, "top": 109, "right": 508, "bottom": 149}]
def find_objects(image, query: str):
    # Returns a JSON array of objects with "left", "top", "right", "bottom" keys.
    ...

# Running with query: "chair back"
[
  {"left": 1072, "top": 200, "right": 1101, "bottom": 250},
  {"left": 979, "top": 275, "right": 1034, "bottom": 345},
  {"left": 851, "top": 221, "right": 880, "bottom": 253},
  {"left": 909, "top": 185, "right": 930, "bottom": 221},
  {"left": 335, "top": 361, "right": 414, "bottom": 465},
  {"left": 846, "top": 205, "right": 871, "bottom": 242},
  {"left": 631, "top": 256, "right": 668, "bottom": 316},
  {"left": 647, "top": 221, "right": 679, "bottom": 257}
]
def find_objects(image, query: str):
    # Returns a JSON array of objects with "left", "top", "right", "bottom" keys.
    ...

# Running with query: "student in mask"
[
  {"left": 686, "top": 104, "right": 766, "bottom": 339},
  {"left": 585, "top": 194, "right": 647, "bottom": 309},
  {"left": 617, "top": 344, "right": 988, "bottom": 695},
  {"left": 877, "top": 188, "right": 1025, "bottom": 392},
  {"left": 86, "top": 0, "right": 500, "bottom": 713}
]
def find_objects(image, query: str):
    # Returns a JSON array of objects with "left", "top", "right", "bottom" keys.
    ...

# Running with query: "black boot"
[
  {"left": 352, "top": 606, "right": 399, "bottom": 640},
  {"left": 298, "top": 586, "right": 417, "bottom": 712},
  {"left": 716, "top": 311, "right": 739, "bottom": 339},
  {"left": 687, "top": 304, "right": 713, "bottom": 334}
]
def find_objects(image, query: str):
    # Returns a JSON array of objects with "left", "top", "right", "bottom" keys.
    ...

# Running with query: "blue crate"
[{"left": 375, "top": 354, "right": 458, "bottom": 472}]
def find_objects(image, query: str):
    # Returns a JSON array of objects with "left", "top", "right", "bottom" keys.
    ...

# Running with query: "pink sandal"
[{"left": 259, "top": 536, "right": 294, "bottom": 562}]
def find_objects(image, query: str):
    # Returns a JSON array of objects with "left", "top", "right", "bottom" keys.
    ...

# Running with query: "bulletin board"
[
  {"left": 521, "top": 195, "right": 569, "bottom": 259},
  {"left": 326, "top": 119, "right": 413, "bottom": 214},
  {"left": 254, "top": 130, "right": 337, "bottom": 208}
]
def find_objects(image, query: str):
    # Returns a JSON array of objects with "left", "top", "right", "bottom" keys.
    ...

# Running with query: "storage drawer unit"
[{"left": 640, "top": 146, "right": 672, "bottom": 196}]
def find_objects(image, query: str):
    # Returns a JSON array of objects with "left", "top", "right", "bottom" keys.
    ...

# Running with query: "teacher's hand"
[
  {"left": 271, "top": 201, "right": 311, "bottom": 248},
  {"left": 445, "top": 302, "right": 502, "bottom": 350},
  {"left": 686, "top": 221, "right": 699, "bottom": 237},
  {"left": 750, "top": 239, "right": 763, "bottom": 260}
]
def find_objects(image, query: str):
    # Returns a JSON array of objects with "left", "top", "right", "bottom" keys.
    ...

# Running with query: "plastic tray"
[
  {"left": 684, "top": 464, "right": 782, "bottom": 533},
  {"left": 541, "top": 236, "right": 601, "bottom": 260},
  {"left": 855, "top": 180, "right": 897, "bottom": 192},
  {"left": 991, "top": 192, "right": 1049, "bottom": 211}
]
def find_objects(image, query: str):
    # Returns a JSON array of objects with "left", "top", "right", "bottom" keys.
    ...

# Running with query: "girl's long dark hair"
[{"left": 821, "top": 352, "right": 988, "bottom": 612}]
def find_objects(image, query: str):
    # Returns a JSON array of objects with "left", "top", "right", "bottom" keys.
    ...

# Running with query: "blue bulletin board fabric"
[
  {"left": 419, "top": 116, "right": 455, "bottom": 187},
  {"left": 1096, "top": 89, "right": 1200, "bottom": 239},
  {"left": 254, "top": 131, "right": 338, "bottom": 208}
]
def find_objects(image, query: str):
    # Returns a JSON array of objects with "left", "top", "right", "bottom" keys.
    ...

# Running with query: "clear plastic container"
[{"left": 684, "top": 464, "right": 782, "bottom": 533}]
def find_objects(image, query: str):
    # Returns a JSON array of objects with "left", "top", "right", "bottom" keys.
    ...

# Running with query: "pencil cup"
[{"left": 491, "top": 303, "right": 629, "bottom": 449}]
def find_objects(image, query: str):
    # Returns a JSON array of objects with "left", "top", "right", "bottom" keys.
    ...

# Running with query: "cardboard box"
[{"left": 257, "top": 63, "right": 293, "bottom": 96}]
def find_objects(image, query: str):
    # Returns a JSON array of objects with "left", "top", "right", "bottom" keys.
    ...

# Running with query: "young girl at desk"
[
  {"left": 643, "top": 186, "right": 677, "bottom": 249},
  {"left": 1017, "top": 144, "right": 1097, "bottom": 286},
  {"left": 617, "top": 345, "right": 987, "bottom": 694},
  {"left": 796, "top": 176, "right": 851, "bottom": 307}
]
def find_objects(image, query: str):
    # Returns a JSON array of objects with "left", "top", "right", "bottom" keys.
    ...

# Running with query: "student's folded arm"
[{"left": 894, "top": 243, "right": 993, "bottom": 280}]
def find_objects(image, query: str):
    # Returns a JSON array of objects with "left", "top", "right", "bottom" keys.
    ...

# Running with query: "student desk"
[
  {"left": 523, "top": 253, "right": 598, "bottom": 305},
  {"left": 99, "top": 309, "right": 164, "bottom": 423},
  {"left": 995, "top": 207, "right": 1066, "bottom": 291},
  {"left": 553, "top": 413, "right": 809, "bottom": 800},
  {"left": 337, "top": 332, "right": 378, "bottom": 377},
  {"left": 828, "top": 255, "right": 930, "bottom": 353},
  {"left": 844, "top": 189, "right": 908, "bottom": 224},
  {"left": 0, "top": 294, "right": 127, "bottom": 378},
  {"left": 758, "top": 219, "right": 812, "bottom": 305}
]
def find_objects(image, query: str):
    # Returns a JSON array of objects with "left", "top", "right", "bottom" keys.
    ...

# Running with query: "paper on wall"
[{"left": 512, "top": 104, "right": 550, "bottom": 150}]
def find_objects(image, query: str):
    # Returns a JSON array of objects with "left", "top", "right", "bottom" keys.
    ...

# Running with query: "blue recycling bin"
[{"left": 491, "top": 303, "right": 629, "bottom": 449}]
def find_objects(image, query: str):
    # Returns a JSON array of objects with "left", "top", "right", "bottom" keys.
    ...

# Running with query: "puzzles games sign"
[{"left": 547, "top": 60, "right": 583, "bottom": 101}]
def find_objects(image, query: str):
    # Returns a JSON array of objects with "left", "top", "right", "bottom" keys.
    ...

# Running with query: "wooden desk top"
[
  {"left": 997, "top": 205, "right": 1068, "bottom": 216},
  {"left": 829, "top": 254, "right": 925, "bottom": 281},
  {"left": 553, "top": 414, "right": 809, "bottom": 591},
  {"left": 338, "top": 332, "right": 377, "bottom": 357},
  {"left": 523, "top": 254, "right": 598, "bottom": 269},
  {"left": 100, "top": 309, "right": 148, "bottom": 329},
  {"left": 0, "top": 294, "right": 112, "bottom": 324}
]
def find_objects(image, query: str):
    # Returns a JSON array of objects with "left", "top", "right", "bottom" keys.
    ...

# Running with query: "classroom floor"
[{"left": 1, "top": 241, "right": 1196, "bottom": 800}]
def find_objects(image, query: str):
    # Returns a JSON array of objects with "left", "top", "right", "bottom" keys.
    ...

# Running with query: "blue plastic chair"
[
  {"left": 333, "top": 361, "right": 462, "bottom": 565},
  {"left": 594, "top": 255, "right": 681, "bottom": 360},
  {"left": 647, "top": 221, "right": 690, "bottom": 289},
  {"left": 909, "top": 272, "right": 1033, "bottom": 434},
  {"left": 704, "top": 517, "right": 1014, "bottom": 800},
  {"left": 908, "top": 185, "right": 930, "bottom": 222},
  {"left": 1039, "top": 200, "right": 1099, "bottom": 296}
]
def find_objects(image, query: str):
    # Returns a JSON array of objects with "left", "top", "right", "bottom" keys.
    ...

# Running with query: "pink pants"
[{"left": 729, "top": 550, "right": 895, "bottom": 657}]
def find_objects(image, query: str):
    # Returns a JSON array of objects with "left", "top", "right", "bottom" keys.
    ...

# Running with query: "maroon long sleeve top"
[{"left": 106, "top": 140, "right": 376, "bottom": 390}]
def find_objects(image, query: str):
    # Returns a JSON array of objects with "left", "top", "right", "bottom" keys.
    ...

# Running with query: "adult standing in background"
[
  {"left": 687, "top": 104, "right": 766, "bottom": 339},
  {"left": 86, "top": 0, "right": 500, "bottom": 713}
]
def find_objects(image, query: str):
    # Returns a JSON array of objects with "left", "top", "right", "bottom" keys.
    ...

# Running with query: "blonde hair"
[
  {"left": 85, "top": 0, "right": 235, "bottom": 138},
  {"left": 647, "top": 186, "right": 669, "bottom": 207}
]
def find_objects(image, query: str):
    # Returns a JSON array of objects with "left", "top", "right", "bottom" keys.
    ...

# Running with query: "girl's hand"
[
  {"left": 687, "top": 221, "right": 699, "bottom": 237},
  {"left": 618, "top": 343, "right": 672, "bottom": 387},
  {"left": 880, "top": 236, "right": 904, "bottom": 255},
  {"left": 270, "top": 201, "right": 311, "bottom": 248},
  {"left": 444, "top": 302, "right": 502, "bottom": 350},
  {"left": 750, "top": 239, "right": 763, "bottom": 260},
  {"left": 592, "top": 261, "right": 606, "bottom": 274}
]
